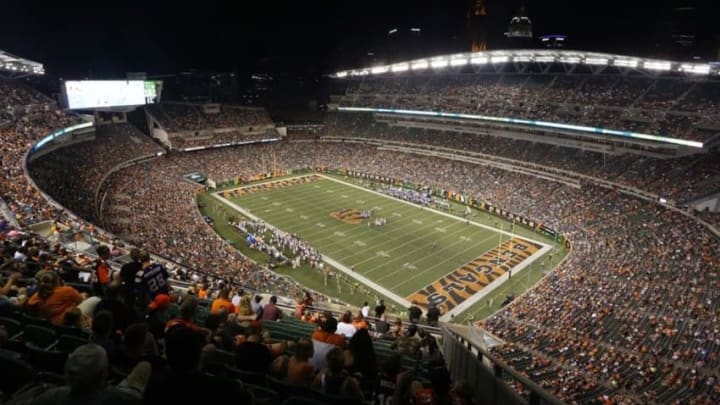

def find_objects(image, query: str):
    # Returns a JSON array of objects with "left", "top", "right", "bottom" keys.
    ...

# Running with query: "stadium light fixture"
[
  {"left": 534, "top": 56, "right": 555, "bottom": 63},
  {"left": 680, "top": 63, "right": 711, "bottom": 75},
  {"left": 391, "top": 63, "right": 409, "bottom": 72},
  {"left": 614, "top": 59, "right": 639, "bottom": 68},
  {"left": 411, "top": 60, "right": 429, "bottom": 70},
  {"left": 388, "top": 28, "right": 398, "bottom": 35},
  {"left": 559, "top": 56, "right": 581, "bottom": 64},
  {"left": 336, "top": 71, "right": 348, "bottom": 78},
  {"left": 430, "top": 59, "right": 449, "bottom": 68},
  {"left": 450, "top": 58, "right": 468, "bottom": 66},
  {"left": 410, "top": 28, "right": 421, "bottom": 32},
  {"left": 371, "top": 66, "right": 389, "bottom": 74},
  {"left": 643, "top": 61, "right": 671, "bottom": 71},
  {"left": 585, "top": 57, "right": 608, "bottom": 65},
  {"left": 490, "top": 56, "right": 509, "bottom": 64},
  {"left": 470, "top": 56, "right": 488, "bottom": 64},
  {"left": 513, "top": 55, "right": 532, "bottom": 62}
]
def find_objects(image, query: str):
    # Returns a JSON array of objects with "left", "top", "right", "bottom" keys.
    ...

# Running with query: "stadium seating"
[
  {"left": 339, "top": 74, "right": 720, "bottom": 142},
  {"left": 1, "top": 71, "right": 720, "bottom": 403}
]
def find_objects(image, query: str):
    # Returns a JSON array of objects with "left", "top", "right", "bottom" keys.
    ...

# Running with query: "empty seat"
[
  {"left": 0, "top": 350, "right": 36, "bottom": 395},
  {"left": 55, "top": 335, "right": 88, "bottom": 353},
  {"left": 22, "top": 325, "right": 57, "bottom": 350}
]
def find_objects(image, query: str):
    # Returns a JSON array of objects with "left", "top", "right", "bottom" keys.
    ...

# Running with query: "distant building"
[
  {"left": 539, "top": 34, "right": 567, "bottom": 49},
  {"left": 505, "top": 3, "right": 533, "bottom": 48},
  {"left": 467, "top": 0, "right": 488, "bottom": 51}
]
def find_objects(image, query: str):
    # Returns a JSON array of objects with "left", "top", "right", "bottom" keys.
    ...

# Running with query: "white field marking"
[
  {"left": 313, "top": 185, "right": 321, "bottom": 188},
  {"left": 326, "top": 190, "right": 335, "bottom": 193},
  {"left": 265, "top": 209, "right": 271, "bottom": 213},
  {"left": 354, "top": 215, "right": 491, "bottom": 273},
  {"left": 436, "top": 219, "right": 444, "bottom": 223},
  {"left": 392, "top": 212, "right": 402, "bottom": 217},
  {"left": 413, "top": 219, "right": 423, "bottom": 225},
  {"left": 272, "top": 202, "right": 281, "bottom": 206},
  {"left": 355, "top": 199, "right": 365, "bottom": 204},
  {"left": 300, "top": 215, "right": 309, "bottom": 220},
  {"left": 321, "top": 255, "right": 411, "bottom": 307},
  {"left": 376, "top": 251, "right": 391, "bottom": 257},
  {"left": 316, "top": 223, "right": 326, "bottom": 228},
  {"left": 460, "top": 235, "right": 472, "bottom": 242},
  {"left": 317, "top": 174, "right": 549, "bottom": 249},
  {"left": 211, "top": 192, "right": 410, "bottom": 308},
  {"left": 376, "top": 231, "right": 498, "bottom": 284},
  {"left": 435, "top": 227, "right": 447, "bottom": 233},
  {"left": 341, "top": 194, "right": 349, "bottom": 198},
  {"left": 439, "top": 243, "right": 553, "bottom": 322},
  {"left": 353, "top": 240, "right": 367, "bottom": 247},
  {"left": 372, "top": 206, "right": 383, "bottom": 211},
  {"left": 285, "top": 208, "right": 294, "bottom": 213},
  {"left": 260, "top": 196, "right": 268, "bottom": 200},
  {"left": 333, "top": 231, "right": 346, "bottom": 237},
  {"left": 402, "top": 262, "right": 417, "bottom": 270}
]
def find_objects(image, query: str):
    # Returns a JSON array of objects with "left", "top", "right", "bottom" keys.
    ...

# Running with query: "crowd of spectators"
[
  {"left": 171, "top": 129, "right": 279, "bottom": 150},
  {"left": 75, "top": 140, "right": 717, "bottom": 403},
  {"left": 323, "top": 112, "right": 720, "bottom": 204},
  {"left": 147, "top": 103, "right": 273, "bottom": 133},
  {"left": 0, "top": 224, "right": 454, "bottom": 404},
  {"left": 28, "top": 124, "right": 164, "bottom": 220},
  {"left": 2, "top": 77, "right": 720, "bottom": 402},
  {"left": 341, "top": 73, "right": 720, "bottom": 141}
]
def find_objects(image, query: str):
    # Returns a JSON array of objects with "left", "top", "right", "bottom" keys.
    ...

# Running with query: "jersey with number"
[
  {"left": 135, "top": 263, "right": 169, "bottom": 298},
  {"left": 374, "top": 371, "right": 398, "bottom": 405}
]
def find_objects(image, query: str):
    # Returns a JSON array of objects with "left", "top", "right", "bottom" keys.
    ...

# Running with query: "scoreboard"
[{"left": 63, "top": 80, "right": 160, "bottom": 110}]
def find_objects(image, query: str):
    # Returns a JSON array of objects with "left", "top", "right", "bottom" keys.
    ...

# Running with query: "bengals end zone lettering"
[{"left": 406, "top": 238, "right": 541, "bottom": 313}]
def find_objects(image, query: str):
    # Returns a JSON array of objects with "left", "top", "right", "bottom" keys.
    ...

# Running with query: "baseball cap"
[{"left": 148, "top": 294, "right": 171, "bottom": 311}]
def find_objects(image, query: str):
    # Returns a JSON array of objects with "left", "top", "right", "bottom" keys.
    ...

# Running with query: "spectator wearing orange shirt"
[
  {"left": 210, "top": 289, "right": 235, "bottom": 315},
  {"left": 93, "top": 245, "right": 112, "bottom": 296},
  {"left": 196, "top": 283, "right": 208, "bottom": 300},
  {"left": 352, "top": 311, "right": 369, "bottom": 330},
  {"left": 26, "top": 271, "right": 83, "bottom": 325},
  {"left": 310, "top": 314, "right": 346, "bottom": 371}
]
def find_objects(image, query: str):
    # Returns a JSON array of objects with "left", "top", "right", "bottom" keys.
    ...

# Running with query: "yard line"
[
  {"left": 379, "top": 231, "right": 498, "bottom": 287},
  {"left": 318, "top": 174, "right": 549, "bottom": 249}
]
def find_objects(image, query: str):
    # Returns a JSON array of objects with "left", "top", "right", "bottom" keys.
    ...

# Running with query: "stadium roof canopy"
[
  {"left": 0, "top": 49, "right": 45, "bottom": 77},
  {"left": 333, "top": 49, "right": 719, "bottom": 78}
]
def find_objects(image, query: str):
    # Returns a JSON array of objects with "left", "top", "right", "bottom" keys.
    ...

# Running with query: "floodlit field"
[{"left": 213, "top": 173, "right": 553, "bottom": 318}]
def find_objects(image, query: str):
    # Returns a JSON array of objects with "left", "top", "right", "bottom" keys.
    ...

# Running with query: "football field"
[{"left": 213, "top": 173, "right": 551, "bottom": 319}]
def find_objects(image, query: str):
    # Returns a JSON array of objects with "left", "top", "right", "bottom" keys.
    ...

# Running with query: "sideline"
[{"left": 211, "top": 191, "right": 412, "bottom": 308}]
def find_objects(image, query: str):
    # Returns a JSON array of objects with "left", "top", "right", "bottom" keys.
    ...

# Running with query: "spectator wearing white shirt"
[{"left": 336, "top": 311, "right": 356, "bottom": 339}]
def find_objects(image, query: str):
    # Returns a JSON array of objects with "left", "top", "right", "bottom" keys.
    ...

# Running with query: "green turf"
[
  {"left": 200, "top": 173, "right": 569, "bottom": 322},
  {"left": 224, "top": 175, "right": 543, "bottom": 296}
]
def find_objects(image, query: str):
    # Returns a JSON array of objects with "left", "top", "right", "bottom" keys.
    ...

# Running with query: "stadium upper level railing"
[{"left": 442, "top": 323, "right": 566, "bottom": 405}]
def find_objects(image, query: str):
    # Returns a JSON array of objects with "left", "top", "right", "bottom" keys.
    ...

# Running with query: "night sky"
[{"left": 1, "top": 0, "right": 718, "bottom": 78}]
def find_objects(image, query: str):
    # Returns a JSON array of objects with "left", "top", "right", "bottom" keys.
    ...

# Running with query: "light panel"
[
  {"left": 391, "top": 63, "right": 409, "bottom": 72},
  {"left": 411, "top": 60, "right": 429, "bottom": 70},
  {"left": 644, "top": 61, "right": 671, "bottom": 71},
  {"left": 430, "top": 59, "right": 449, "bottom": 68},
  {"left": 585, "top": 57, "right": 608, "bottom": 65}
]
